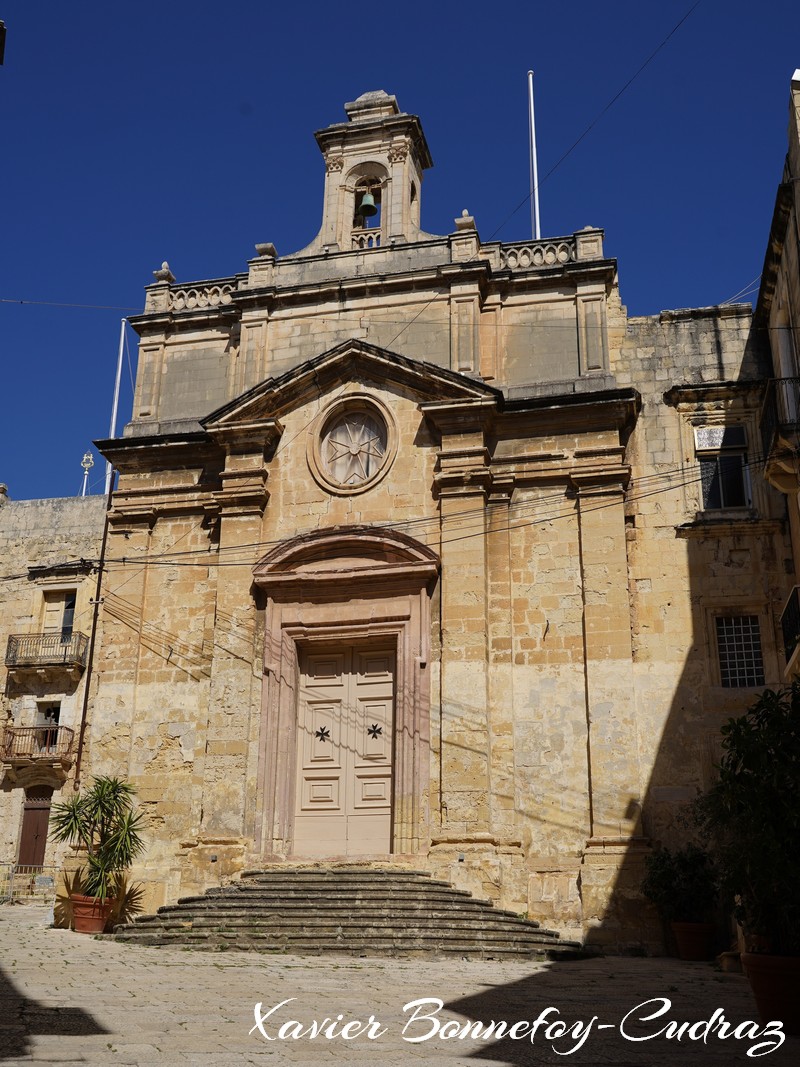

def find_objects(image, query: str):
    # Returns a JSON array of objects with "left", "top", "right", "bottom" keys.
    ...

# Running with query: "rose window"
[{"left": 321, "top": 410, "right": 388, "bottom": 488}]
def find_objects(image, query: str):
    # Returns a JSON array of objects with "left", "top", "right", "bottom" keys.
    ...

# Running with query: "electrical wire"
[
  {"left": 3, "top": 432, "right": 787, "bottom": 583},
  {"left": 93, "top": 442, "right": 792, "bottom": 571},
  {"left": 482, "top": 1, "right": 704, "bottom": 245},
  {"left": 92, "top": 431, "right": 787, "bottom": 566},
  {"left": 0, "top": 298, "right": 139, "bottom": 311},
  {"left": 720, "top": 272, "right": 764, "bottom": 305}
]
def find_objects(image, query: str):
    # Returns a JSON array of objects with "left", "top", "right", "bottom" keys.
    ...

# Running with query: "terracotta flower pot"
[
  {"left": 670, "top": 921, "right": 715, "bottom": 961},
  {"left": 70, "top": 892, "right": 114, "bottom": 934},
  {"left": 741, "top": 952, "right": 800, "bottom": 1034}
]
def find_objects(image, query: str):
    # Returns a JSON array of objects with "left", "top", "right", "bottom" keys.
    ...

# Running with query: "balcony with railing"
[
  {"left": 5, "top": 632, "right": 88, "bottom": 672},
  {"left": 1, "top": 726, "right": 75, "bottom": 785},
  {"left": 1, "top": 725, "right": 75, "bottom": 763},
  {"left": 760, "top": 377, "right": 800, "bottom": 461}
]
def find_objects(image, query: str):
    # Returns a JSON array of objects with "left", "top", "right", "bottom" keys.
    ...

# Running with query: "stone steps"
[
  {"left": 123, "top": 915, "right": 564, "bottom": 941},
  {"left": 161, "top": 891, "right": 500, "bottom": 906},
  {"left": 142, "top": 909, "right": 546, "bottom": 934},
  {"left": 114, "top": 866, "right": 585, "bottom": 960}
]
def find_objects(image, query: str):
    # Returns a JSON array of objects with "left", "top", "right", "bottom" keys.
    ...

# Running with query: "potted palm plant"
[
  {"left": 694, "top": 683, "right": 800, "bottom": 1033},
  {"left": 641, "top": 843, "right": 718, "bottom": 959},
  {"left": 50, "top": 776, "right": 147, "bottom": 934}
]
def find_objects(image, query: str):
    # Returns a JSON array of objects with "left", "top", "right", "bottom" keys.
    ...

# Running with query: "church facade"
[{"left": 2, "top": 89, "right": 795, "bottom": 949}]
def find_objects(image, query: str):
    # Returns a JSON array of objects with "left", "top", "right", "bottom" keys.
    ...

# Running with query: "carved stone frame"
[
  {"left": 252, "top": 527, "right": 438, "bottom": 860},
  {"left": 307, "top": 392, "right": 398, "bottom": 496}
]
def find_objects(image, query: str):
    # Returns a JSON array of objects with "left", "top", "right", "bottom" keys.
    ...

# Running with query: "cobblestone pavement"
[{"left": 1, "top": 904, "right": 796, "bottom": 1066}]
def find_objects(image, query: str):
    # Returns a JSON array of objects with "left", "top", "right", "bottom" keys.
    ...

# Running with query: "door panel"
[
  {"left": 17, "top": 788, "right": 53, "bottom": 867},
  {"left": 294, "top": 644, "right": 394, "bottom": 857}
]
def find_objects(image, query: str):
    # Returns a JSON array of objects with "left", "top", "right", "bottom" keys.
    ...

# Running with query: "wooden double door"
[
  {"left": 18, "top": 786, "right": 53, "bottom": 867},
  {"left": 293, "top": 644, "right": 394, "bottom": 857}
]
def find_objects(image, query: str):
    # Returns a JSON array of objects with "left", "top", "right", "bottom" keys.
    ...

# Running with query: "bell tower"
[{"left": 307, "top": 90, "right": 433, "bottom": 254}]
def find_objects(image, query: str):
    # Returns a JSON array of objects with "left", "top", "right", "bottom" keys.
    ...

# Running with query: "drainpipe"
[{"left": 73, "top": 471, "right": 116, "bottom": 790}]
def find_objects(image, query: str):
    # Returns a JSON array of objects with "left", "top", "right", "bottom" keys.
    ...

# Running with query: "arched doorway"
[{"left": 252, "top": 526, "right": 439, "bottom": 861}]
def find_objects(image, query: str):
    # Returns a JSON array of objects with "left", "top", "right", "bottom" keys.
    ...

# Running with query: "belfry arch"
[{"left": 252, "top": 526, "right": 439, "bottom": 860}]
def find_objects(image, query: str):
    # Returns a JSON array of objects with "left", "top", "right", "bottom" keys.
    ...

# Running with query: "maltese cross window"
[{"left": 321, "top": 410, "right": 388, "bottom": 488}]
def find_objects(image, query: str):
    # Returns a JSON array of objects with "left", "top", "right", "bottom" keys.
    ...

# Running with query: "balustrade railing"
[
  {"left": 351, "top": 228, "right": 382, "bottom": 250},
  {"left": 5, "top": 632, "right": 88, "bottom": 669},
  {"left": 1, "top": 726, "right": 75, "bottom": 762},
  {"left": 499, "top": 238, "right": 575, "bottom": 270},
  {"left": 167, "top": 283, "right": 235, "bottom": 312}
]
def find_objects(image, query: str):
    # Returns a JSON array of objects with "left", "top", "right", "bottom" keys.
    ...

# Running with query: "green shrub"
[
  {"left": 693, "top": 684, "right": 800, "bottom": 954},
  {"left": 641, "top": 844, "right": 718, "bottom": 923}
]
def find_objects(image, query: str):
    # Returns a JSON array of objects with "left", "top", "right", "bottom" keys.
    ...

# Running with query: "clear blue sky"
[{"left": 1, "top": 2, "right": 799, "bottom": 500}]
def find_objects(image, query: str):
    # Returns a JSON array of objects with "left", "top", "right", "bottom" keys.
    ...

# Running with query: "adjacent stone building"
[
  {"left": 0, "top": 490, "right": 105, "bottom": 868},
  {"left": 2, "top": 86, "right": 796, "bottom": 949},
  {"left": 758, "top": 69, "right": 800, "bottom": 679}
]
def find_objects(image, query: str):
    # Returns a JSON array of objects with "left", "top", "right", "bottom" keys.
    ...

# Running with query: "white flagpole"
[
  {"left": 527, "top": 70, "right": 541, "bottom": 240},
  {"left": 105, "top": 318, "right": 126, "bottom": 494}
]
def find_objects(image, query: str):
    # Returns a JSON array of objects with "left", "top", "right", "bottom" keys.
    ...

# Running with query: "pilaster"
[
  {"left": 571, "top": 471, "right": 642, "bottom": 843},
  {"left": 434, "top": 417, "right": 494, "bottom": 837},
  {"left": 198, "top": 421, "right": 281, "bottom": 841},
  {"left": 572, "top": 469, "right": 650, "bottom": 947}
]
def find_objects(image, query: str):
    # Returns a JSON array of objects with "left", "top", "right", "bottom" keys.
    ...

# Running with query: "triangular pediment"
[{"left": 201, "top": 339, "right": 500, "bottom": 431}]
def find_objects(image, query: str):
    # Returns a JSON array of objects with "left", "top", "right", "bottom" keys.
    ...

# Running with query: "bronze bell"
[{"left": 358, "top": 191, "right": 378, "bottom": 217}]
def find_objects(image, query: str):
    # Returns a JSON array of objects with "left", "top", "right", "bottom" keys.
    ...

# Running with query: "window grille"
[{"left": 715, "top": 615, "right": 765, "bottom": 687}]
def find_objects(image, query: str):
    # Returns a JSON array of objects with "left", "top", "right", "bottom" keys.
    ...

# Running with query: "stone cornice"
[
  {"left": 569, "top": 468, "right": 631, "bottom": 493},
  {"left": 420, "top": 398, "right": 499, "bottom": 434},
  {"left": 314, "top": 112, "right": 434, "bottom": 171},
  {"left": 489, "top": 259, "right": 617, "bottom": 294},
  {"left": 253, "top": 524, "right": 440, "bottom": 598},
  {"left": 663, "top": 381, "right": 763, "bottom": 407},
  {"left": 676, "top": 517, "right": 784, "bottom": 539},
  {"left": 754, "top": 181, "right": 794, "bottom": 326},
  {"left": 129, "top": 248, "right": 617, "bottom": 332},
  {"left": 204, "top": 419, "right": 284, "bottom": 453},
  {"left": 203, "top": 340, "right": 500, "bottom": 427},
  {"left": 95, "top": 431, "right": 217, "bottom": 470},
  {"left": 498, "top": 389, "right": 640, "bottom": 440}
]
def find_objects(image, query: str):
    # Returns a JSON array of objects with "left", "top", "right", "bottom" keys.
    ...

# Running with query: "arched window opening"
[{"left": 352, "top": 178, "right": 382, "bottom": 249}]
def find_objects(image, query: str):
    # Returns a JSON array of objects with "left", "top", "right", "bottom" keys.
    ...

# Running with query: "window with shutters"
[
  {"left": 41, "top": 589, "right": 77, "bottom": 641},
  {"left": 694, "top": 425, "right": 751, "bottom": 511}
]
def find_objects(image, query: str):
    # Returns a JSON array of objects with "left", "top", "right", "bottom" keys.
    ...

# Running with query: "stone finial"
[
  {"left": 0, "top": 483, "right": 8, "bottom": 505},
  {"left": 153, "top": 261, "right": 175, "bottom": 284},
  {"left": 455, "top": 209, "right": 476, "bottom": 232},
  {"left": 254, "top": 242, "right": 278, "bottom": 259}
]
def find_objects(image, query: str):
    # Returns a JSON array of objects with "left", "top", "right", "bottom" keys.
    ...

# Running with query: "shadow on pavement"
[
  {"left": 0, "top": 962, "right": 107, "bottom": 1062},
  {"left": 439, "top": 959, "right": 796, "bottom": 1065}
]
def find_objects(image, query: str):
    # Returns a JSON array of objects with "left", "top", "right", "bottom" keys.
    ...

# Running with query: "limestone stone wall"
[
  {"left": 86, "top": 285, "right": 800, "bottom": 952},
  {"left": 0, "top": 494, "right": 106, "bottom": 866},
  {"left": 594, "top": 300, "right": 792, "bottom": 946},
  {"left": 759, "top": 72, "right": 800, "bottom": 665},
  {"left": 11, "top": 88, "right": 796, "bottom": 951},
  {"left": 129, "top": 226, "right": 610, "bottom": 438}
]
